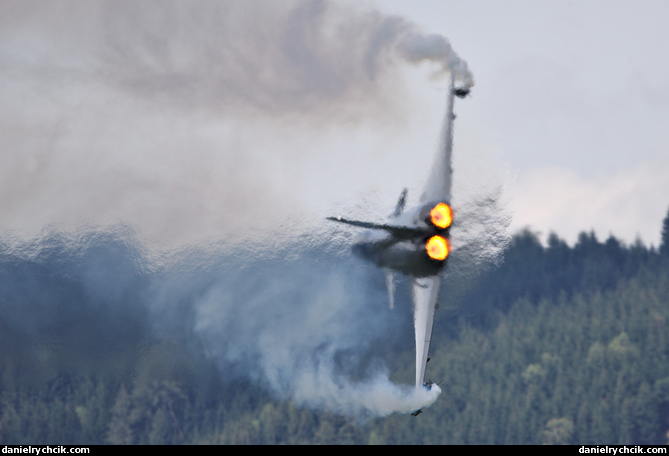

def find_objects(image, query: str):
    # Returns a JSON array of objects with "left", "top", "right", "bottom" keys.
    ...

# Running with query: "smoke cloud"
[
  {"left": 0, "top": 227, "right": 433, "bottom": 418},
  {"left": 0, "top": 0, "right": 474, "bottom": 246},
  {"left": 0, "top": 0, "right": 491, "bottom": 418}
]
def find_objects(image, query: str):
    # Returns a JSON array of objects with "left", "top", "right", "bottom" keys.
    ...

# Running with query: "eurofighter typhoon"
[{"left": 328, "top": 76, "right": 469, "bottom": 416}]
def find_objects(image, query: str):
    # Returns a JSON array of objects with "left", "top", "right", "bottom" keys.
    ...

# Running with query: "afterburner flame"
[
  {"left": 425, "top": 235, "right": 449, "bottom": 261},
  {"left": 430, "top": 203, "right": 453, "bottom": 229}
]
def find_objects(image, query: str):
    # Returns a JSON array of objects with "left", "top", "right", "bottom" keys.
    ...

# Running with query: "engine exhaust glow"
[
  {"left": 425, "top": 235, "right": 449, "bottom": 261},
  {"left": 430, "top": 203, "right": 453, "bottom": 229}
]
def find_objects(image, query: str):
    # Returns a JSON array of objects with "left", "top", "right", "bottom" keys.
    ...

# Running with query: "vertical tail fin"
[{"left": 391, "top": 188, "right": 408, "bottom": 218}]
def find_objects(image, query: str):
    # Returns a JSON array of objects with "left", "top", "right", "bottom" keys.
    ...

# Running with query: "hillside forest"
[{"left": 1, "top": 208, "right": 669, "bottom": 444}]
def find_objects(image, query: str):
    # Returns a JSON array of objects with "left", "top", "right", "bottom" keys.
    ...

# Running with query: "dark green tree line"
[{"left": 1, "top": 206, "right": 669, "bottom": 444}]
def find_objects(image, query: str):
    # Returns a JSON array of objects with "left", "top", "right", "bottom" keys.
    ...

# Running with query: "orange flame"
[
  {"left": 426, "top": 235, "right": 450, "bottom": 261},
  {"left": 430, "top": 203, "right": 453, "bottom": 229}
]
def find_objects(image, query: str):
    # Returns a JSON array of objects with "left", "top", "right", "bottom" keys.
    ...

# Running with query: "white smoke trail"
[
  {"left": 188, "top": 240, "right": 444, "bottom": 419},
  {"left": 290, "top": 364, "right": 442, "bottom": 417},
  {"left": 0, "top": 0, "right": 481, "bottom": 418}
]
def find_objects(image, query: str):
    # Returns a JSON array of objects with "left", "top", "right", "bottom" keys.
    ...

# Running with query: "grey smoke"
[
  {"left": 398, "top": 32, "right": 474, "bottom": 90},
  {"left": 0, "top": 0, "right": 475, "bottom": 246},
  {"left": 0, "top": 0, "right": 472, "bottom": 119},
  {"left": 0, "top": 0, "right": 488, "bottom": 417},
  {"left": 0, "top": 227, "right": 421, "bottom": 417}
]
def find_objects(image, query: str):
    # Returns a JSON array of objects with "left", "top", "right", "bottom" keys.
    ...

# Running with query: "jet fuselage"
[
  {"left": 327, "top": 77, "right": 467, "bottom": 406},
  {"left": 344, "top": 200, "right": 452, "bottom": 277}
]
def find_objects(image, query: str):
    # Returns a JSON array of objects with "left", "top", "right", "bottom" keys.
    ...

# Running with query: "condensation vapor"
[{"left": 0, "top": 0, "right": 502, "bottom": 419}]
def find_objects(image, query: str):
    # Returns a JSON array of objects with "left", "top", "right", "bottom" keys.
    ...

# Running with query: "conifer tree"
[
  {"left": 660, "top": 206, "right": 669, "bottom": 257},
  {"left": 106, "top": 385, "right": 134, "bottom": 445}
]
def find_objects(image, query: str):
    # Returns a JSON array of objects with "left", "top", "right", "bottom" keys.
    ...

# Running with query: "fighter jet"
[{"left": 328, "top": 76, "right": 467, "bottom": 408}]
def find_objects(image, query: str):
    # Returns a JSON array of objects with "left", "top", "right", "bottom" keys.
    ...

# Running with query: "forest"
[{"left": 1, "top": 208, "right": 669, "bottom": 445}]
